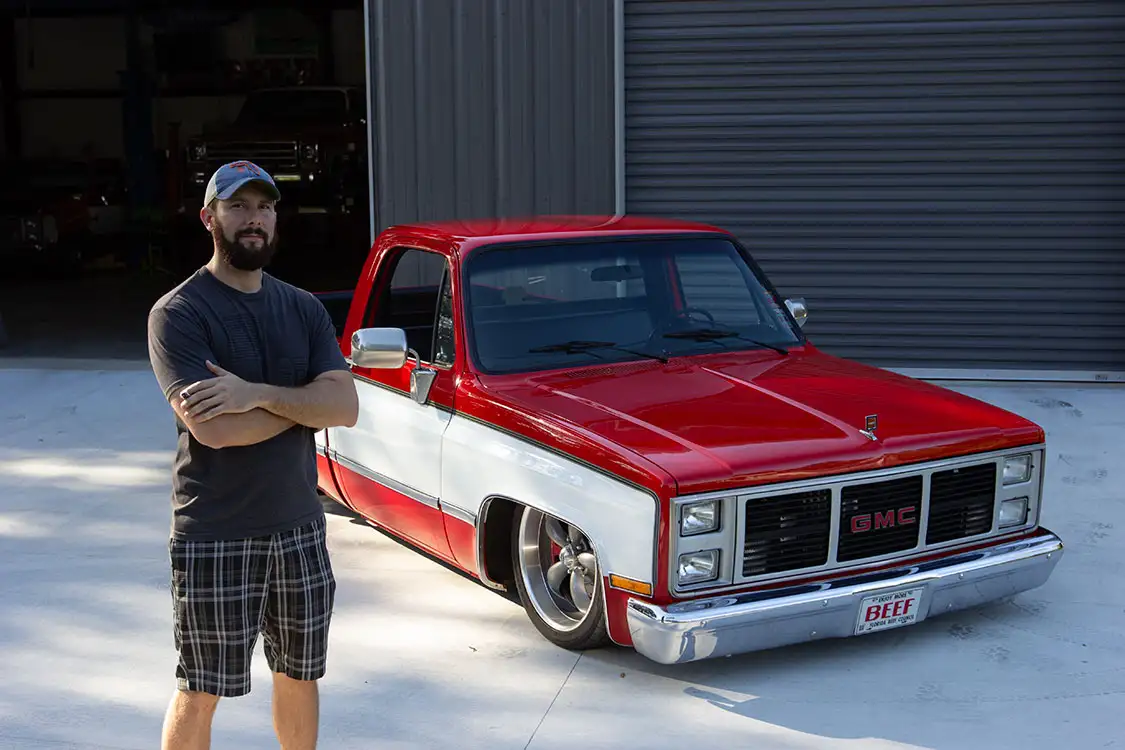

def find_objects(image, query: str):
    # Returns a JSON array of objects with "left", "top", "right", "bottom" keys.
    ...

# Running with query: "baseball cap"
[{"left": 203, "top": 160, "right": 281, "bottom": 206}]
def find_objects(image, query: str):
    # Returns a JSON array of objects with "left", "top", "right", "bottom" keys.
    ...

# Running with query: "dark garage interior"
[{"left": 0, "top": 0, "right": 372, "bottom": 360}]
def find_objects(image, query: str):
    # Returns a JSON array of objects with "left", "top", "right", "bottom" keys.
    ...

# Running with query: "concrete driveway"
[{"left": 0, "top": 362, "right": 1122, "bottom": 749}]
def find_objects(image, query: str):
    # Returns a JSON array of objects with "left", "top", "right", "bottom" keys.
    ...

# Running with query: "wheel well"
[{"left": 480, "top": 497, "right": 522, "bottom": 588}]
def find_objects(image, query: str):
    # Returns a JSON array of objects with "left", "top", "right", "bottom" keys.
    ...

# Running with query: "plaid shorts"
[{"left": 168, "top": 515, "right": 336, "bottom": 697}]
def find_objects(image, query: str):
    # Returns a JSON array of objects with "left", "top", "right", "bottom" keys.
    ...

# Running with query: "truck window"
[
  {"left": 674, "top": 250, "right": 764, "bottom": 327},
  {"left": 368, "top": 247, "right": 453, "bottom": 366},
  {"left": 464, "top": 237, "right": 801, "bottom": 375},
  {"left": 433, "top": 269, "right": 456, "bottom": 367}
]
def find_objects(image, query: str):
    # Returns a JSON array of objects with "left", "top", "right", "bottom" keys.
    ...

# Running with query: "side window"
[
  {"left": 433, "top": 269, "right": 456, "bottom": 366},
  {"left": 367, "top": 247, "right": 452, "bottom": 364}
]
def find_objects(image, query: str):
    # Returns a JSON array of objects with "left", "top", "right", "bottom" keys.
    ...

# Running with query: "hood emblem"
[{"left": 860, "top": 414, "right": 878, "bottom": 441}]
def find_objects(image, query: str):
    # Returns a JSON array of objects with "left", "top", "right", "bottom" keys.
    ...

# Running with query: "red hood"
[{"left": 474, "top": 348, "right": 1044, "bottom": 495}]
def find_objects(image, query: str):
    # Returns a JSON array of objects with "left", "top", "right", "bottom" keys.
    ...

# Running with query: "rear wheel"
[{"left": 511, "top": 506, "right": 610, "bottom": 650}]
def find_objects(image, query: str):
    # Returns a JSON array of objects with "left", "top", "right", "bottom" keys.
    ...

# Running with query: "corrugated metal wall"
[
  {"left": 624, "top": 0, "right": 1125, "bottom": 377},
  {"left": 365, "top": 0, "right": 616, "bottom": 238}
]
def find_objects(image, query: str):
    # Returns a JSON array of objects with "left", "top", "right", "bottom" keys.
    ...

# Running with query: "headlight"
[
  {"left": 677, "top": 550, "right": 719, "bottom": 585},
  {"left": 1003, "top": 454, "right": 1032, "bottom": 485},
  {"left": 680, "top": 499, "right": 720, "bottom": 536},
  {"left": 999, "top": 497, "right": 1029, "bottom": 528},
  {"left": 21, "top": 217, "right": 41, "bottom": 241}
]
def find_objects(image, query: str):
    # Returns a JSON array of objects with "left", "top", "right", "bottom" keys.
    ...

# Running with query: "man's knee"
[
  {"left": 271, "top": 671, "right": 320, "bottom": 691},
  {"left": 174, "top": 689, "right": 221, "bottom": 715}
]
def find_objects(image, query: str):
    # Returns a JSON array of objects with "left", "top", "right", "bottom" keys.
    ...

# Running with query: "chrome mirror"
[
  {"left": 409, "top": 351, "right": 438, "bottom": 405},
  {"left": 785, "top": 297, "right": 809, "bottom": 328},
  {"left": 348, "top": 328, "right": 408, "bottom": 369}
]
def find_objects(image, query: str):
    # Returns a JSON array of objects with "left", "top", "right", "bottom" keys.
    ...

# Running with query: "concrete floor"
[{"left": 0, "top": 362, "right": 1122, "bottom": 750}]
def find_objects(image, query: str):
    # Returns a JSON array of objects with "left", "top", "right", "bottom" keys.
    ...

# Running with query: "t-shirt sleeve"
[
  {"left": 306, "top": 294, "right": 351, "bottom": 380},
  {"left": 147, "top": 301, "right": 217, "bottom": 403}
]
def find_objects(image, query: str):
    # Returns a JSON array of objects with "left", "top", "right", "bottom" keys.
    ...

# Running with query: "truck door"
[{"left": 326, "top": 247, "right": 457, "bottom": 559}]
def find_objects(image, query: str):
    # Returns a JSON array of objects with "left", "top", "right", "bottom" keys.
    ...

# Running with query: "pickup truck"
[
  {"left": 313, "top": 215, "right": 1064, "bottom": 664},
  {"left": 185, "top": 86, "right": 367, "bottom": 216}
]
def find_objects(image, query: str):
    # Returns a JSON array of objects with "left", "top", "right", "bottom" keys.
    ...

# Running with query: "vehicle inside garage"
[{"left": 0, "top": 0, "right": 371, "bottom": 359}]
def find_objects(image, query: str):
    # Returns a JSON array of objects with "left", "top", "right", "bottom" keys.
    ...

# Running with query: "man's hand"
[{"left": 180, "top": 361, "right": 264, "bottom": 422}]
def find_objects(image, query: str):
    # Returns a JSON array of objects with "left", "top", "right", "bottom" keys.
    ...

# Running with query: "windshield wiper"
[
  {"left": 663, "top": 328, "right": 789, "bottom": 356},
  {"left": 529, "top": 340, "right": 669, "bottom": 364}
]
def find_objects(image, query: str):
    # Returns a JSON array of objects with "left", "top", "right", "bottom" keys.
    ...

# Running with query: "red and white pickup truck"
[{"left": 312, "top": 215, "right": 1064, "bottom": 664}]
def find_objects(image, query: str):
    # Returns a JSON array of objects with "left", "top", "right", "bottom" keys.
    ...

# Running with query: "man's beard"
[{"left": 212, "top": 223, "right": 279, "bottom": 271}]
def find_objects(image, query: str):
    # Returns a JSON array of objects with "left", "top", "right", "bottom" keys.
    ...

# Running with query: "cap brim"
[{"left": 215, "top": 176, "right": 281, "bottom": 202}]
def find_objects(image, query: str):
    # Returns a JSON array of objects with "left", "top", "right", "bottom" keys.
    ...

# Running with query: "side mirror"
[
  {"left": 785, "top": 298, "right": 809, "bottom": 328},
  {"left": 348, "top": 327, "right": 438, "bottom": 405},
  {"left": 349, "top": 327, "right": 408, "bottom": 369},
  {"left": 409, "top": 353, "right": 438, "bottom": 406}
]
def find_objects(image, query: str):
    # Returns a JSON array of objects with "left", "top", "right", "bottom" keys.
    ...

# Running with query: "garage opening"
[{"left": 0, "top": 0, "right": 371, "bottom": 361}]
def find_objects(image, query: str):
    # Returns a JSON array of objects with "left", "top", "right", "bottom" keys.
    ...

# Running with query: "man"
[{"left": 147, "top": 160, "right": 359, "bottom": 750}]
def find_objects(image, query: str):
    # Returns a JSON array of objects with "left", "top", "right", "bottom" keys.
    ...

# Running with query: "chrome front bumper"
[{"left": 626, "top": 529, "right": 1064, "bottom": 665}]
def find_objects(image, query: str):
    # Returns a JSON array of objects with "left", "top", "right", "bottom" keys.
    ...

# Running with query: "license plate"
[{"left": 855, "top": 586, "right": 925, "bottom": 635}]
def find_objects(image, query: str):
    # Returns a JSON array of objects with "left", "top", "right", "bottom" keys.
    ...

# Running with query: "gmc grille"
[
  {"left": 742, "top": 488, "right": 831, "bottom": 577},
  {"left": 927, "top": 462, "right": 997, "bottom": 544},
  {"left": 733, "top": 459, "right": 1006, "bottom": 581},
  {"left": 837, "top": 475, "right": 924, "bottom": 563},
  {"left": 203, "top": 142, "right": 299, "bottom": 173}
]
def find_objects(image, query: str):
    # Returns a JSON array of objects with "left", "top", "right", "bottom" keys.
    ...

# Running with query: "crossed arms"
[
  {"left": 173, "top": 361, "right": 359, "bottom": 449},
  {"left": 149, "top": 302, "right": 359, "bottom": 450}
]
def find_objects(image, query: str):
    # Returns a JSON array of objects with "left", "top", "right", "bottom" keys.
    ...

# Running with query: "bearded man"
[{"left": 146, "top": 160, "right": 358, "bottom": 750}]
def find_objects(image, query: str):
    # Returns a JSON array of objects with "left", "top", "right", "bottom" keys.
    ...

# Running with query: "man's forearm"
[
  {"left": 253, "top": 375, "right": 358, "bottom": 430},
  {"left": 178, "top": 405, "right": 295, "bottom": 449},
  {"left": 210, "top": 408, "right": 297, "bottom": 447}
]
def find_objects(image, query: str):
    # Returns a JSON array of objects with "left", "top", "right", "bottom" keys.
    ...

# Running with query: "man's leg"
[
  {"left": 262, "top": 515, "right": 336, "bottom": 750},
  {"left": 164, "top": 535, "right": 271, "bottom": 750},
  {"left": 271, "top": 671, "right": 320, "bottom": 749},
  {"left": 161, "top": 690, "right": 219, "bottom": 750}
]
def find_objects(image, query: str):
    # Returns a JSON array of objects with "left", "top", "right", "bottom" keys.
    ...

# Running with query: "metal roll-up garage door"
[{"left": 623, "top": 0, "right": 1125, "bottom": 380}]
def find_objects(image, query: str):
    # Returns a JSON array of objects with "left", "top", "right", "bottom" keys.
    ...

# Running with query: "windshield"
[
  {"left": 463, "top": 236, "right": 803, "bottom": 374},
  {"left": 233, "top": 89, "right": 348, "bottom": 127}
]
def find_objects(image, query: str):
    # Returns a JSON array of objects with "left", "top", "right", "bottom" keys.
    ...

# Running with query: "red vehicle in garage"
[{"left": 313, "top": 214, "right": 1064, "bottom": 663}]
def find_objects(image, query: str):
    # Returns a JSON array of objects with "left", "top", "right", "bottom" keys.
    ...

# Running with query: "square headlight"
[
  {"left": 680, "top": 499, "right": 720, "bottom": 536},
  {"left": 1003, "top": 454, "right": 1032, "bottom": 485},
  {"left": 999, "top": 497, "right": 1029, "bottom": 528},
  {"left": 677, "top": 550, "right": 720, "bottom": 585}
]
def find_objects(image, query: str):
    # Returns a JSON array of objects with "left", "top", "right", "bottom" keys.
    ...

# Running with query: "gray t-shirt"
[{"left": 147, "top": 267, "right": 350, "bottom": 541}]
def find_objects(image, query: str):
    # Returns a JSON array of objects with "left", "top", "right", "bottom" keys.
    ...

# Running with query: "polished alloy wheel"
[{"left": 517, "top": 508, "right": 599, "bottom": 633}]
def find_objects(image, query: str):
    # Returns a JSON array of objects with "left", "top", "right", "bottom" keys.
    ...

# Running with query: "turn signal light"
[{"left": 609, "top": 574, "right": 653, "bottom": 597}]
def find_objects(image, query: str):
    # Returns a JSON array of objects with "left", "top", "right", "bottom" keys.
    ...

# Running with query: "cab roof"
[{"left": 381, "top": 214, "right": 732, "bottom": 254}]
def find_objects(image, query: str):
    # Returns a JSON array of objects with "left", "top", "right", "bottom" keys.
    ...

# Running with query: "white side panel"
[
  {"left": 441, "top": 414, "right": 659, "bottom": 584},
  {"left": 328, "top": 380, "right": 452, "bottom": 501}
]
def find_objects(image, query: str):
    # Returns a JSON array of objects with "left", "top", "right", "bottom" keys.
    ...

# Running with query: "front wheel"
[{"left": 511, "top": 506, "right": 611, "bottom": 651}]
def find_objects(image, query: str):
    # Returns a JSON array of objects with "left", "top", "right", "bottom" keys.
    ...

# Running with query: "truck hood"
[
  {"left": 195, "top": 123, "right": 356, "bottom": 142},
  {"left": 477, "top": 348, "right": 1043, "bottom": 495}
]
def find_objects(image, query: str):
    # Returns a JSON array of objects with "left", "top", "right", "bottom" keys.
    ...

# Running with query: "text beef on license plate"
[{"left": 855, "top": 586, "right": 926, "bottom": 635}]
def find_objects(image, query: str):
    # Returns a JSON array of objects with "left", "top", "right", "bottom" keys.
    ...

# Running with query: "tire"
[{"left": 510, "top": 505, "right": 611, "bottom": 651}]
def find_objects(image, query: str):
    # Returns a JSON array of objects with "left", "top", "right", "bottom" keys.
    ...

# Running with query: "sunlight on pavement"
[{"left": 0, "top": 454, "right": 167, "bottom": 489}]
